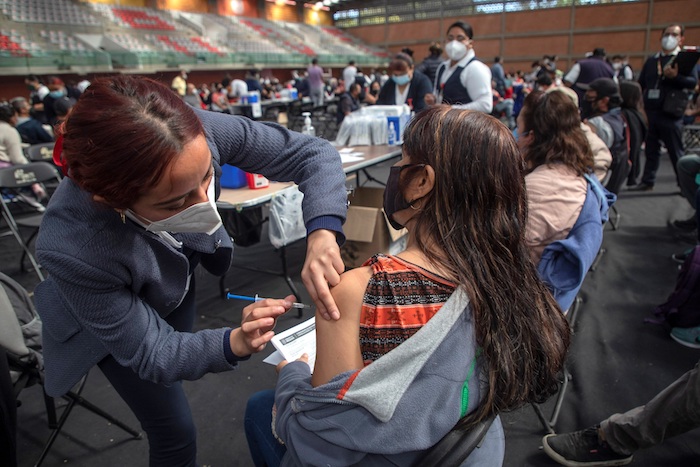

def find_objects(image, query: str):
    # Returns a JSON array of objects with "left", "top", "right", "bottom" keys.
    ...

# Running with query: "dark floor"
[{"left": 4, "top": 155, "right": 700, "bottom": 467}]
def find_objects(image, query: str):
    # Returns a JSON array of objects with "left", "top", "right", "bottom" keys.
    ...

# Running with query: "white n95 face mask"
[
  {"left": 138, "top": 176, "right": 222, "bottom": 235},
  {"left": 445, "top": 40, "right": 468, "bottom": 61},
  {"left": 661, "top": 35, "right": 679, "bottom": 51}
]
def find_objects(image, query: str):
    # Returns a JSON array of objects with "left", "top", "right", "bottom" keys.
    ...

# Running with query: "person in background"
[
  {"left": 491, "top": 56, "right": 507, "bottom": 97},
  {"left": 517, "top": 90, "right": 595, "bottom": 264},
  {"left": 24, "top": 74, "right": 48, "bottom": 124},
  {"left": 183, "top": 83, "right": 205, "bottom": 110},
  {"left": 171, "top": 69, "right": 187, "bottom": 98},
  {"left": 42, "top": 76, "right": 80, "bottom": 127},
  {"left": 619, "top": 80, "right": 648, "bottom": 187},
  {"left": 53, "top": 96, "right": 77, "bottom": 126},
  {"left": 307, "top": 58, "right": 325, "bottom": 107},
  {"left": 564, "top": 48, "right": 615, "bottom": 105},
  {"left": 336, "top": 82, "right": 361, "bottom": 124},
  {"left": 245, "top": 106, "right": 570, "bottom": 466},
  {"left": 245, "top": 69, "right": 263, "bottom": 95},
  {"left": 363, "top": 80, "right": 382, "bottom": 105},
  {"left": 10, "top": 97, "right": 53, "bottom": 144},
  {"left": 342, "top": 60, "right": 357, "bottom": 89},
  {"left": 611, "top": 55, "right": 634, "bottom": 81},
  {"left": 544, "top": 86, "right": 611, "bottom": 182},
  {"left": 34, "top": 75, "right": 348, "bottom": 466},
  {"left": 376, "top": 52, "right": 432, "bottom": 112},
  {"left": 632, "top": 24, "right": 699, "bottom": 191},
  {"left": 416, "top": 42, "right": 443, "bottom": 85},
  {"left": 543, "top": 359, "right": 700, "bottom": 466},
  {"left": 425, "top": 21, "right": 493, "bottom": 113},
  {"left": 0, "top": 104, "right": 47, "bottom": 209}
]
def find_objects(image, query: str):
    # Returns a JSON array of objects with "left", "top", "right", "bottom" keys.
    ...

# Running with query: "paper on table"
[
  {"left": 340, "top": 153, "right": 365, "bottom": 164},
  {"left": 269, "top": 317, "right": 317, "bottom": 372}
]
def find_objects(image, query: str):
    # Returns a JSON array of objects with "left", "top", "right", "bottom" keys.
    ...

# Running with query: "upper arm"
[{"left": 311, "top": 266, "right": 372, "bottom": 387}]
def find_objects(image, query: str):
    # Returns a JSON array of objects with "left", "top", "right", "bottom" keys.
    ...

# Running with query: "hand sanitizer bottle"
[
  {"left": 388, "top": 121, "right": 397, "bottom": 146},
  {"left": 302, "top": 112, "right": 315, "bottom": 137}
]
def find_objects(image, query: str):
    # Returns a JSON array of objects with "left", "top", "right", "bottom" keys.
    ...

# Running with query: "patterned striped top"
[{"left": 360, "top": 254, "right": 457, "bottom": 363}]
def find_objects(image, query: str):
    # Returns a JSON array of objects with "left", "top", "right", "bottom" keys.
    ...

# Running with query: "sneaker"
[
  {"left": 671, "top": 248, "right": 694, "bottom": 264},
  {"left": 628, "top": 183, "right": 654, "bottom": 192},
  {"left": 542, "top": 426, "right": 633, "bottom": 466},
  {"left": 671, "top": 216, "right": 698, "bottom": 232},
  {"left": 670, "top": 326, "right": 700, "bottom": 349}
]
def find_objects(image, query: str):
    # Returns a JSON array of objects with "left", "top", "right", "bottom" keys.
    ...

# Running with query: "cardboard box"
[{"left": 341, "top": 187, "right": 408, "bottom": 268}]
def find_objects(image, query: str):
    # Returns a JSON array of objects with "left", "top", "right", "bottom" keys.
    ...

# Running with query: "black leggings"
[{"left": 98, "top": 276, "right": 198, "bottom": 467}]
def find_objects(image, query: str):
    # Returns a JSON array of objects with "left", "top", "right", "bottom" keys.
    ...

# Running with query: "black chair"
[
  {"left": 531, "top": 175, "right": 612, "bottom": 433},
  {"left": 0, "top": 272, "right": 141, "bottom": 466},
  {"left": 416, "top": 413, "right": 497, "bottom": 466},
  {"left": 24, "top": 142, "right": 55, "bottom": 163},
  {"left": 0, "top": 162, "right": 61, "bottom": 280}
]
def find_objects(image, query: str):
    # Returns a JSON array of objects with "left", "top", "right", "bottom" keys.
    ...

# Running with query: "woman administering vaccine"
[
  {"left": 424, "top": 21, "right": 493, "bottom": 113},
  {"left": 34, "top": 75, "right": 347, "bottom": 466},
  {"left": 375, "top": 52, "right": 433, "bottom": 112}
]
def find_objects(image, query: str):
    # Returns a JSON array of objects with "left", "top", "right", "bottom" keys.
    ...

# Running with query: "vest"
[
  {"left": 600, "top": 107, "right": 629, "bottom": 194},
  {"left": 436, "top": 57, "right": 478, "bottom": 105}
]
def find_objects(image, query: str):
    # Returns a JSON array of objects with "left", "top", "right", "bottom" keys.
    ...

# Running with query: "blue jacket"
[
  {"left": 274, "top": 288, "right": 505, "bottom": 466},
  {"left": 35, "top": 109, "right": 348, "bottom": 396},
  {"left": 537, "top": 174, "right": 615, "bottom": 312}
]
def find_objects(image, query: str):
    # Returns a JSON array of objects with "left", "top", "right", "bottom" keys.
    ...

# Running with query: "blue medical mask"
[
  {"left": 392, "top": 74, "right": 410, "bottom": 86},
  {"left": 49, "top": 90, "right": 65, "bottom": 99}
]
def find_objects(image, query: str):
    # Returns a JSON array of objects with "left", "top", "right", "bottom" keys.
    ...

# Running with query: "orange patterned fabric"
[{"left": 359, "top": 254, "right": 456, "bottom": 363}]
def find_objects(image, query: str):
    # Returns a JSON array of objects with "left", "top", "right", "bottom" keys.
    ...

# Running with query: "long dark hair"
[
  {"left": 521, "top": 90, "right": 593, "bottom": 176},
  {"left": 402, "top": 106, "right": 570, "bottom": 429},
  {"left": 57, "top": 75, "right": 204, "bottom": 209},
  {"left": 619, "top": 80, "right": 648, "bottom": 126}
]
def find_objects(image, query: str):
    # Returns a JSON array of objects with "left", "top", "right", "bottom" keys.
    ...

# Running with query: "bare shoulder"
[{"left": 311, "top": 265, "right": 372, "bottom": 386}]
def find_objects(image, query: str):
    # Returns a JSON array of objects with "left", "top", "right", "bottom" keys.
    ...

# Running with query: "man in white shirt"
[
  {"left": 342, "top": 61, "right": 357, "bottom": 88},
  {"left": 424, "top": 21, "right": 492, "bottom": 113},
  {"left": 229, "top": 79, "right": 249, "bottom": 100}
]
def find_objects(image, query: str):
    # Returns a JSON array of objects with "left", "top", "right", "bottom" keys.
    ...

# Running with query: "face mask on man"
[
  {"left": 49, "top": 90, "right": 65, "bottom": 99},
  {"left": 612, "top": 62, "right": 622, "bottom": 71},
  {"left": 580, "top": 99, "right": 596, "bottom": 120},
  {"left": 392, "top": 74, "right": 410, "bottom": 86},
  {"left": 132, "top": 176, "right": 223, "bottom": 235},
  {"left": 661, "top": 35, "right": 679, "bottom": 51},
  {"left": 445, "top": 40, "right": 468, "bottom": 62}
]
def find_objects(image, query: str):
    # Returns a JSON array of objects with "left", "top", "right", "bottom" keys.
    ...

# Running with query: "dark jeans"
[
  {"left": 244, "top": 389, "right": 286, "bottom": 467},
  {"left": 98, "top": 277, "right": 198, "bottom": 467},
  {"left": 641, "top": 111, "right": 684, "bottom": 186}
]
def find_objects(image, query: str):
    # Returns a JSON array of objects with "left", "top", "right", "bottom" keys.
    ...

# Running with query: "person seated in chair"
[
  {"left": 517, "top": 90, "right": 595, "bottom": 264},
  {"left": 244, "top": 107, "right": 571, "bottom": 466},
  {"left": 10, "top": 97, "right": 53, "bottom": 145},
  {"left": 582, "top": 78, "right": 629, "bottom": 195}
]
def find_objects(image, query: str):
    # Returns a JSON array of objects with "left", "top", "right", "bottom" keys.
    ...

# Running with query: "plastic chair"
[
  {"left": 532, "top": 174, "right": 614, "bottom": 433},
  {"left": 0, "top": 162, "right": 61, "bottom": 280},
  {"left": 0, "top": 272, "right": 141, "bottom": 466},
  {"left": 24, "top": 142, "right": 55, "bottom": 163}
]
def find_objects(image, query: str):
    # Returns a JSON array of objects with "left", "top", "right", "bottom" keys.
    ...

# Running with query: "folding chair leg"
[
  {"left": 609, "top": 205, "right": 620, "bottom": 231},
  {"left": 64, "top": 391, "right": 142, "bottom": 438},
  {"left": 531, "top": 366, "right": 572, "bottom": 434},
  {"left": 6, "top": 223, "right": 44, "bottom": 281}
]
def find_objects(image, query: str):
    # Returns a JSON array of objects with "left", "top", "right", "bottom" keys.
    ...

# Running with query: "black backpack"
[{"left": 649, "top": 247, "right": 700, "bottom": 328}]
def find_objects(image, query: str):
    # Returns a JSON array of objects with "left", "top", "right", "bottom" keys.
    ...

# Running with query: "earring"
[
  {"left": 119, "top": 210, "right": 126, "bottom": 224},
  {"left": 409, "top": 200, "right": 422, "bottom": 210}
]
